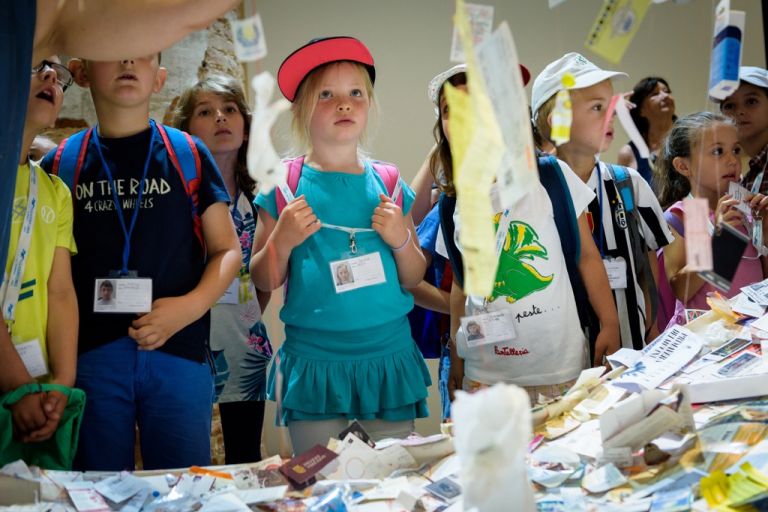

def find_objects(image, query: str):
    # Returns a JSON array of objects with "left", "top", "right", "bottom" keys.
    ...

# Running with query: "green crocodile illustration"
[{"left": 490, "top": 214, "right": 554, "bottom": 303}]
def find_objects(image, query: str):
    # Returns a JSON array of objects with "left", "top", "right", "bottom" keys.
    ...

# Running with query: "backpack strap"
[
  {"left": 370, "top": 160, "right": 404, "bottom": 209},
  {"left": 607, "top": 164, "right": 658, "bottom": 334},
  {"left": 438, "top": 193, "right": 463, "bottom": 288},
  {"left": 155, "top": 123, "right": 204, "bottom": 249},
  {"left": 275, "top": 156, "right": 305, "bottom": 216},
  {"left": 51, "top": 128, "right": 93, "bottom": 191},
  {"left": 538, "top": 155, "right": 599, "bottom": 358}
]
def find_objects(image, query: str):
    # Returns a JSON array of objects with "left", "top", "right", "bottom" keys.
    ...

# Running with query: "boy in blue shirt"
[{"left": 42, "top": 54, "right": 241, "bottom": 470}]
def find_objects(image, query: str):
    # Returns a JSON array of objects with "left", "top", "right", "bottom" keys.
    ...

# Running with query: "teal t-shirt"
[{"left": 255, "top": 161, "right": 415, "bottom": 332}]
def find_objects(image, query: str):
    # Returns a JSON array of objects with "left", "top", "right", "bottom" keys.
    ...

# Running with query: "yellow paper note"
[
  {"left": 584, "top": 0, "right": 653, "bottom": 64},
  {"left": 445, "top": 0, "right": 506, "bottom": 296}
]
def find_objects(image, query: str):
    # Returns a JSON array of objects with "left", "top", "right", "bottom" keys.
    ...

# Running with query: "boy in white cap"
[
  {"left": 718, "top": 66, "right": 768, "bottom": 194},
  {"left": 532, "top": 53, "right": 672, "bottom": 350}
]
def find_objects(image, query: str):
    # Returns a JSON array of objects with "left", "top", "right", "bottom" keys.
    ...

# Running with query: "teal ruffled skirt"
[{"left": 267, "top": 317, "right": 431, "bottom": 424}]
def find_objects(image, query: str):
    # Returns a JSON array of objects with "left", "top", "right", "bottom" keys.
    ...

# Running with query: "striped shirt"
[{"left": 586, "top": 161, "right": 673, "bottom": 350}]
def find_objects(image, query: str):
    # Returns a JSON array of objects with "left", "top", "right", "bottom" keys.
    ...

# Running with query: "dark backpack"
[{"left": 438, "top": 155, "right": 600, "bottom": 359}]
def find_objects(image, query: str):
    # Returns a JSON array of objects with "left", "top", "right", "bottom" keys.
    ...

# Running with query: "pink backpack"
[{"left": 274, "top": 155, "right": 403, "bottom": 214}]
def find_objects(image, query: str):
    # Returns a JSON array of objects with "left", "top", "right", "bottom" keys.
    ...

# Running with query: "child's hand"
[
  {"left": 746, "top": 192, "right": 768, "bottom": 216},
  {"left": 372, "top": 194, "right": 409, "bottom": 249},
  {"left": 593, "top": 323, "right": 620, "bottom": 367},
  {"left": 716, "top": 194, "right": 745, "bottom": 228},
  {"left": 272, "top": 195, "right": 321, "bottom": 252},
  {"left": 129, "top": 297, "right": 192, "bottom": 351},
  {"left": 22, "top": 390, "right": 70, "bottom": 442},
  {"left": 10, "top": 392, "right": 47, "bottom": 438}
]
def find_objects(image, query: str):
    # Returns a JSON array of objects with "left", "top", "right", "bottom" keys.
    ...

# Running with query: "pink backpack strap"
[
  {"left": 370, "top": 160, "right": 403, "bottom": 209},
  {"left": 275, "top": 155, "right": 305, "bottom": 216}
]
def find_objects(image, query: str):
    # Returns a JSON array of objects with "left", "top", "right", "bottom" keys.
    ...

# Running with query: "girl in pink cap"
[{"left": 250, "top": 37, "right": 430, "bottom": 454}]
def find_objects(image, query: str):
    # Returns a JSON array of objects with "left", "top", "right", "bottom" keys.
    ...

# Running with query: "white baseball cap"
[
  {"left": 531, "top": 52, "right": 627, "bottom": 121},
  {"left": 739, "top": 66, "right": 768, "bottom": 89}
]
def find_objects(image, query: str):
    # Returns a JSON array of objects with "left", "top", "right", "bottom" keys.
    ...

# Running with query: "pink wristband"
[{"left": 391, "top": 230, "right": 412, "bottom": 253}]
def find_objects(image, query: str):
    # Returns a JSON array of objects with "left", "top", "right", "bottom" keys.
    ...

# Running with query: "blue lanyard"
[
  {"left": 92, "top": 121, "right": 156, "bottom": 276},
  {"left": 592, "top": 163, "right": 605, "bottom": 258}
]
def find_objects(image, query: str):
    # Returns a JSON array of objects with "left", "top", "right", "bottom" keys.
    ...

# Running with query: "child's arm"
[
  {"left": 410, "top": 150, "right": 436, "bottom": 226},
  {"left": 256, "top": 290, "right": 272, "bottom": 316},
  {"left": 448, "top": 279, "right": 465, "bottom": 402},
  {"left": 129, "top": 202, "right": 241, "bottom": 350},
  {"left": 0, "top": 319, "right": 50, "bottom": 437},
  {"left": 250, "top": 196, "right": 322, "bottom": 292},
  {"left": 411, "top": 282, "right": 451, "bottom": 315},
  {"left": 576, "top": 213, "right": 620, "bottom": 366},
  {"left": 35, "top": 0, "right": 239, "bottom": 63},
  {"left": 664, "top": 229, "right": 706, "bottom": 302},
  {"left": 372, "top": 195, "right": 426, "bottom": 288}
]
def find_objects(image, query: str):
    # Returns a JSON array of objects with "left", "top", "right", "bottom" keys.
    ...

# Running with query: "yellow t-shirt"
[{"left": 3, "top": 162, "right": 77, "bottom": 379}]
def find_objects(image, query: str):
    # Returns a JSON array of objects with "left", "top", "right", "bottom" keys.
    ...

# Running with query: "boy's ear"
[
  {"left": 672, "top": 156, "right": 691, "bottom": 177},
  {"left": 68, "top": 59, "right": 89, "bottom": 88},
  {"left": 153, "top": 67, "right": 168, "bottom": 94}
]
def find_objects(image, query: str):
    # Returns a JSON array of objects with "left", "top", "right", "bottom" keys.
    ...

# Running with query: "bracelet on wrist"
[{"left": 391, "top": 230, "right": 412, "bottom": 253}]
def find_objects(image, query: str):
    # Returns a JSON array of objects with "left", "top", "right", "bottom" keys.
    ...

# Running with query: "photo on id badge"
[
  {"left": 93, "top": 277, "right": 153, "bottom": 313},
  {"left": 330, "top": 253, "right": 386, "bottom": 294}
]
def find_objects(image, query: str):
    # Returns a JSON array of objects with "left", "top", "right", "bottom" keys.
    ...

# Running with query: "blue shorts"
[{"left": 74, "top": 337, "right": 214, "bottom": 471}]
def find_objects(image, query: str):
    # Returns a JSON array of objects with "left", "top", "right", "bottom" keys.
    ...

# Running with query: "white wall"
[{"left": 249, "top": 0, "right": 766, "bottom": 456}]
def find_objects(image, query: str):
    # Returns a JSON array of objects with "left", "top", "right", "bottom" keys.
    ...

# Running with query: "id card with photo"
[
  {"left": 93, "top": 278, "right": 152, "bottom": 313},
  {"left": 461, "top": 311, "right": 517, "bottom": 348},
  {"left": 330, "top": 253, "right": 386, "bottom": 294},
  {"left": 603, "top": 257, "right": 627, "bottom": 290}
]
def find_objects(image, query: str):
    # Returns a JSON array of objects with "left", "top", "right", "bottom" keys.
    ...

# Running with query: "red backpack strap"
[
  {"left": 51, "top": 128, "right": 93, "bottom": 193},
  {"left": 370, "top": 160, "right": 403, "bottom": 209},
  {"left": 155, "top": 123, "right": 205, "bottom": 249},
  {"left": 275, "top": 155, "right": 305, "bottom": 217}
]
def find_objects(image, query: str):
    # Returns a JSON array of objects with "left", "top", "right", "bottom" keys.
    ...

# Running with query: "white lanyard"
[
  {"left": 751, "top": 170, "right": 765, "bottom": 195},
  {"left": 1, "top": 164, "right": 39, "bottom": 327},
  {"left": 277, "top": 164, "right": 402, "bottom": 255}
]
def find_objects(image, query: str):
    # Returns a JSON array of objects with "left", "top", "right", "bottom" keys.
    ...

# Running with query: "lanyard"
[
  {"left": 1, "top": 163, "right": 39, "bottom": 326},
  {"left": 751, "top": 170, "right": 765, "bottom": 195},
  {"left": 494, "top": 209, "right": 514, "bottom": 258},
  {"left": 92, "top": 122, "right": 155, "bottom": 276},
  {"left": 277, "top": 162, "right": 401, "bottom": 254},
  {"left": 591, "top": 163, "right": 605, "bottom": 258}
]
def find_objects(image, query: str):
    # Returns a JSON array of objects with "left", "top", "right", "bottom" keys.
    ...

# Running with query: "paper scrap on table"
[
  {"left": 742, "top": 279, "right": 768, "bottom": 306},
  {"left": 474, "top": 21, "right": 538, "bottom": 209},
  {"left": 682, "top": 197, "right": 713, "bottom": 271},
  {"left": 230, "top": 13, "right": 268, "bottom": 62},
  {"left": 582, "top": 463, "right": 627, "bottom": 493},
  {"left": 444, "top": 0, "right": 506, "bottom": 296},
  {"left": 246, "top": 72, "right": 290, "bottom": 193},
  {"left": 93, "top": 472, "right": 148, "bottom": 503},
  {"left": 600, "top": 385, "right": 695, "bottom": 451},
  {"left": 574, "top": 384, "right": 626, "bottom": 416},
  {"left": 613, "top": 325, "right": 703, "bottom": 392},
  {"left": 449, "top": 2, "right": 493, "bottom": 62},
  {"left": 606, "top": 347, "right": 642, "bottom": 368},
  {"left": 583, "top": 0, "right": 653, "bottom": 64}
]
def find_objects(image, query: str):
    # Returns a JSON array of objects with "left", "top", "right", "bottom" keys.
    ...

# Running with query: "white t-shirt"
[{"left": 439, "top": 160, "right": 595, "bottom": 386}]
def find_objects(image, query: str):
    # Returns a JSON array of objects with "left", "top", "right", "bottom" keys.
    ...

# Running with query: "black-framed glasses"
[{"left": 31, "top": 60, "right": 73, "bottom": 92}]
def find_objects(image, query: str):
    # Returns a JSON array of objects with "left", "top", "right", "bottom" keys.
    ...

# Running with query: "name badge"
[
  {"left": 330, "top": 252, "right": 386, "bottom": 294},
  {"left": 217, "top": 277, "right": 240, "bottom": 305},
  {"left": 15, "top": 339, "right": 48, "bottom": 378},
  {"left": 461, "top": 311, "right": 517, "bottom": 348},
  {"left": 93, "top": 277, "right": 152, "bottom": 313},
  {"left": 603, "top": 257, "right": 627, "bottom": 290}
]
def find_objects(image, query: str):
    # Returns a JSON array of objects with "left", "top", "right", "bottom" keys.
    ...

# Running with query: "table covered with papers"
[{"left": 3, "top": 285, "right": 768, "bottom": 511}]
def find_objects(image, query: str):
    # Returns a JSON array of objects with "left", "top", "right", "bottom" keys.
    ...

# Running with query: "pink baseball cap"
[{"left": 277, "top": 36, "right": 375, "bottom": 102}]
